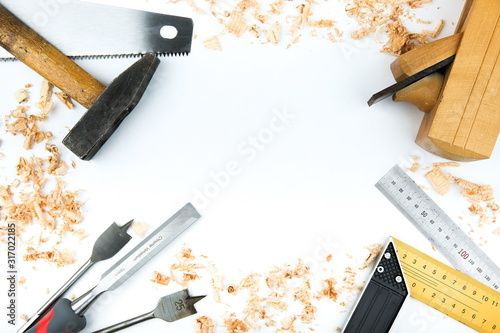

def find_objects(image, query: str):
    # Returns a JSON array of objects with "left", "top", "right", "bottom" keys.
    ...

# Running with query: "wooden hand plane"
[{"left": 378, "top": 0, "right": 499, "bottom": 161}]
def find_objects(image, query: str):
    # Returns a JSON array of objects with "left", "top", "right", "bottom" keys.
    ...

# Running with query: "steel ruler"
[
  {"left": 393, "top": 237, "right": 500, "bottom": 333},
  {"left": 376, "top": 164, "right": 500, "bottom": 291}
]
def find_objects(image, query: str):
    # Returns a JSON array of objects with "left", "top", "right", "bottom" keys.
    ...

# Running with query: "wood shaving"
[
  {"left": 36, "top": 80, "right": 53, "bottom": 110},
  {"left": 20, "top": 314, "right": 29, "bottom": 322},
  {"left": 211, "top": 275, "right": 225, "bottom": 302},
  {"left": 170, "top": 247, "right": 205, "bottom": 287},
  {"left": 425, "top": 165, "right": 454, "bottom": 195},
  {"left": 150, "top": 271, "right": 171, "bottom": 286},
  {"left": 454, "top": 177, "right": 494, "bottom": 202},
  {"left": 4, "top": 98, "right": 53, "bottom": 150},
  {"left": 73, "top": 229, "right": 87, "bottom": 241},
  {"left": 225, "top": 316, "right": 250, "bottom": 333},
  {"left": 226, "top": 11, "right": 248, "bottom": 37},
  {"left": 15, "top": 89, "right": 29, "bottom": 103},
  {"left": 421, "top": 162, "right": 498, "bottom": 229},
  {"left": 318, "top": 278, "right": 339, "bottom": 301},
  {"left": 279, "top": 315, "right": 297, "bottom": 331},
  {"left": 23, "top": 247, "right": 75, "bottom": 267},
  {"left": 407, "top": 155, "right": 420, "bottom": 172},
  {"left": 46, "top": 144, "right": 67, "bottom": 176},
  {"left": 172, "top": 0, "right": 440, "bottom": 52},
  {"left": 265, "top": 21, "right": 281, "bottom": 45},
  {"left": 1, "top": 82, "right": 85, "bottom": 266},
  {"left": 203, "top": 35, "right": 222, "bottom": 51},
  {"left": 196, "top": 316, "right": 215, "bottom": 333},
  {"left": 432, "top": 19, "right": 444, "bottom": 38},
  {"left": 345, "top": 0, "right": 443, "bottom": 55},
  {"left": 54, "top": 92, "right": 74, "bottom": 109},
  {"left": 131, "top": 221, "right": 149, "bottom": 238},
  {"left": 360, "top": 243, "right": 382, "bottom": 269}
]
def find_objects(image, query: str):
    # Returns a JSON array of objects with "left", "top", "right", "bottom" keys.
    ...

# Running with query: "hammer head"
[{"left": 62, "top": 53, "right": 160, "bottom": 160}]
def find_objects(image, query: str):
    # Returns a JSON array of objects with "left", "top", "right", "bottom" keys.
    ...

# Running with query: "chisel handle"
[
  {"left": 24, "top": 298, "right": 86, "bottom": 333},
  {"left": 0, "top": 4, "right": 105, "bottom": 108},
  {"left": 18, "top": 259, "right": 93, "bottom": 333}
]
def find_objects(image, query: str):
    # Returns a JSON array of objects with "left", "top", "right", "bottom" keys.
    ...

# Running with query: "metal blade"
[
  {"left": 84, "top": 203, "right": 200, "bottom": 301},
  {"left": 90, "top": 220, "right": 133, "bottom": 262},
  {"left": 153, "top": 289, "right": 205, "bottom": 322},
  {"left": 0, "top": 0, "right": 193, "bottom": 59},
  {"left": 98, "top": 203, "right": 199, "bottom": 293},
  {"left": 367, "top": 55, "right": 455, "bottom": 106}
]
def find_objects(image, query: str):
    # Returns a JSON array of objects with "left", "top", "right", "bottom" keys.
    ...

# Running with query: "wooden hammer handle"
[{"left": 0, "top": 4, "right": 105, "bottom": 108}]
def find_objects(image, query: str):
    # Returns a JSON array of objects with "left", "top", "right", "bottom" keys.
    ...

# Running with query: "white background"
[{"left": 1, "top": 0, "right": 499, "bottom": 332}]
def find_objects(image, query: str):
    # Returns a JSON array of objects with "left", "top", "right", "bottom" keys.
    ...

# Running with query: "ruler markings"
[
  {"left": 401, "top": 262, "right": 482, "bottom": 309},
  {"left": 376, "top": 165, "right": 500, "bottom": 291},
  {"left": 393, "top": 238, "right": 500, "bottom": 333}
]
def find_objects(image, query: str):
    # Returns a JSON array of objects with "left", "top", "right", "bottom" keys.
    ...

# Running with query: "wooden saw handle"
[{"left": 0, "top": 4, "right": 105, "bottom": 108}]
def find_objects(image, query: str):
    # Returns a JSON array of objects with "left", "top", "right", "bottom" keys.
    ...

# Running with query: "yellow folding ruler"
[
  {"left": 393, "top": 237, "right": 500, "bottom": 333},
  {"left": 343, "top": 165, "right": 500, "bottom": 333}
]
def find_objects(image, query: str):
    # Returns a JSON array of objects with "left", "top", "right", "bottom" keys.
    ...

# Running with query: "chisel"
[
  {"left": 23, "top": 203, "right": 201, "bottom": 333},
  {"left": 18, "top": 221, "right": 133, "bottom": 333}
]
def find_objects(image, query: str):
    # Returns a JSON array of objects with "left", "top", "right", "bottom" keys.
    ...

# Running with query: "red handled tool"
[
  {"left": 19, "top": 221, "right": 133, "bottom": 333},
  {"left": 23, "top": 203, "right": 200, "bottom": 333}
]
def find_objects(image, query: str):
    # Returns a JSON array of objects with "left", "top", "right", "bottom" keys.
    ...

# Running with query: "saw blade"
[{"left": 0, "top": 0, "right": 193, "bottom": 59}]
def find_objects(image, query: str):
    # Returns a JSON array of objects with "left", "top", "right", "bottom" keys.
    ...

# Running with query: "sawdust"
[
  {"left": 360, "top": 243, "right": 383, "bottom": 269},
  {"left": 23, "top": 246, "right": 75, "bottom": 267},
  {"left": 346, "top": 0, "right": 443, "bottom": 55},
  {"left": 203, "top": 35, "right": 222, "bottom": 51},
  {"left": 425, "top": 164, "right": 455, "bottom": 195},
  {"left": 15, "top": 89, "right": 29, "bottom": 103},
  {"left": 196, "top": 316, "right": 215, "bottom": 333},
  {"left": 422, "top": 162, "right": 498, "bottom": 229},
  {"left": 131, "top": 221, "right": 149, "bottom": 238},
  {"left": 165, "top": 247, "right": 206, "bottom": 287},
  {"left": 153, "top": 244, "right": 382, "bottom": 332},
  {"left": 225, "top": 315, "right": 250, "bottom": 332},
  {"left": 0, "top": 82, "right": 85, "bottom": 266},
  {"left": 169, "top": 0, "right": 442, "bottom": 54},
  {"left": 54, "top": 92, "right": 74, "bottom": 109},
  {"left": 318, "top": 278, "right": 339, "bottom": 301},
  {"left": 150, "top": 271, "right": 171, "bottom": 286}
]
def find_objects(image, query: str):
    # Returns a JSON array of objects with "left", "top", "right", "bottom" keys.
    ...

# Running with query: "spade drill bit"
[
  {"left": 93, "top": 289, "right": 205, "bottom": 333},
  {"left": 19, "top": 220, "right": 133, "bottom": 333}
]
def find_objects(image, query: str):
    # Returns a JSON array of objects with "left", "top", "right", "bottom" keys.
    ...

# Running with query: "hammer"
[{"left": 0, "top": 4, "right": 160, "bottom": 160}]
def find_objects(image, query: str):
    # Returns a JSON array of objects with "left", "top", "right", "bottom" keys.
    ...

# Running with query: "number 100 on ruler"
[{"left": 376, "top": 165, "right": 500, "bottom": 291}]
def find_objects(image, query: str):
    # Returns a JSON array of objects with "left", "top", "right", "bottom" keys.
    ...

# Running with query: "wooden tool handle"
[{"left": 0, "top": 4, "right": 105, "bottom": 108}]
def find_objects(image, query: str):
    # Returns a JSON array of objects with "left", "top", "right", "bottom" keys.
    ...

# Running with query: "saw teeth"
[{"left": 2, "top": 52, "right": 191, "bottom": 61}]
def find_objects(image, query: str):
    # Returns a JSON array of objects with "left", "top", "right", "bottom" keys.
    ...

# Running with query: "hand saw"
[{"left": 0, "top": 0, "right": 193, "bottom": 59}]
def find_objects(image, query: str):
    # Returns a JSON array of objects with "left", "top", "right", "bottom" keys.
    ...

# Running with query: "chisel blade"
[
  {"left": 86, "top": 203, "right": 200, "bottom": 299},
  {"left": 367, "top": 55, "right": 455, "bottom": 106}
]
